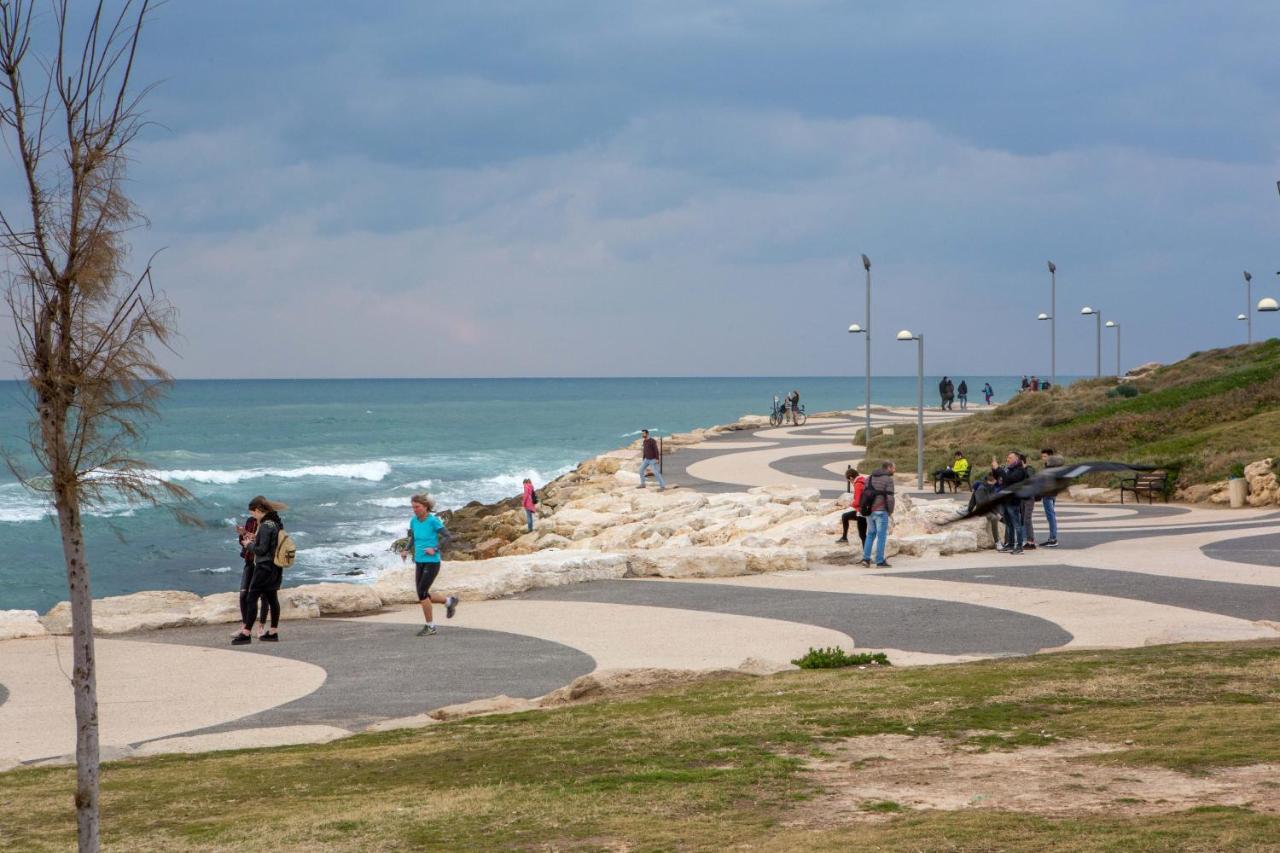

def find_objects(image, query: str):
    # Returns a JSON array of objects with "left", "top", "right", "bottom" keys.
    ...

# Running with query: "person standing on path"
[
  {"left": 1019, "top": 452, "right": 1038, "bottom": 549},
  {"left": 235, "top": 513, "right": 269, "bottom": 638},
  {"left": 638, "top": 429, "right": 665, "bottom": 490},
  {"left": 859, "top": 461, "right": 896, "bottom": 568},
  {"left": 938, "top": 376, "right": 949, "bottom": 410},
  {"left": 522, "top": 478, "right": 538, "bottom": 532},
  {"left": 836, "top": 467, "right": 867, "bottom": 546},
  {"left": 786, "top": 389, "right": 801, "bottom": 424},
  {"left": 403, "top": 493, "right": 458, "bottom": 637},
  {"left": 943, "top": 377, "right": 955, "bottom": 410},
  {"left": 1039, "top": 448, "right": 1064, "bottom": 547},
  {"left": 233, "top": 496, "right": 287, "bottom": 645},
  {"left": 982, "top": 382, "right": 994, "bottom": 405},
  {"left": 957, "top": 380, "right": 968, "bottom": 410},
  {"left": 992, "top": 453, "right": 1028, "bottom": 554},
  {"left": 969, "top": 471, "right": 1002, "bottom": 548}
]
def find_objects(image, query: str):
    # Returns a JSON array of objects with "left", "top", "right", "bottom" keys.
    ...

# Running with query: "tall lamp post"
[
  {"left": 1105, "top": 320, "right": 1121, "bottom": 377},
  {"left": 1080, "top": 306, "right": 1102, "bottom": 378},
  {"left": 855, "top": 254, "right": 872, "bottom": 445},
  {"left": 1243, "top": 271, "right": 1253, "bottom": 344},
  {"left": 896, "top": 329, "right": 924, "bottom": 490},
  {"left": 1047, "top": 261, "right": 1057, "bottom": 386}
]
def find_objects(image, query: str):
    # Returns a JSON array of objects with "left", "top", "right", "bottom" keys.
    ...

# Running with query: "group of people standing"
[
  {"left": 937, "top": 377, "right": 967, "bottom": 410},
  {"left": 971, "top": 448, "right": 1063, "bottom": 554},
  {"left": 1020, "top": 375, "right": 1051, "bottom": 392}
]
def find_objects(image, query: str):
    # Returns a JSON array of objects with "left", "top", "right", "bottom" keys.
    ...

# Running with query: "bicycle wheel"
[
  {"left": 795, "top": 408, "right": 807, "bottom": 426},
  {"left": 769, "top": 410, "right": 782, "bottom": 427}
]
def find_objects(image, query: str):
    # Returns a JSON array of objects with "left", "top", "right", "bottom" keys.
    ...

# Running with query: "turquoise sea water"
[{"left": 0, "top": 376, "right": 1040, "bottom": 612}]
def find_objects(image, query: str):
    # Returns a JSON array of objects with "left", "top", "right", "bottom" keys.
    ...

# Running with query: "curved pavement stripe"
[
  {"left": 514, "top": 578, "right": 1071, "bottom": 656},
  {"left": 1203, "top": 531, "right": 1280, "bottom": 568},
  {"left": 1, "top": 636, "right": 327, "bottom": 764},
  {"left": 894, "top": 564, "right": 1280, "bottom": 622},
  {"left": 141, "top": 618, "right": 594, "bottom": 737},
  {"left": 356, "top": 599, "right": 854, "bottom": 670},
  {"left": 0, "top": 683, "right": 7, "bottom": 709}
]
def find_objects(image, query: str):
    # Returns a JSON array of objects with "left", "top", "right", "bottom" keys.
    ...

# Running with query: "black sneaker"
[
  {"left": 1012, "top": 547, "right": 1024, "bottom": 555},
  {"left": 417, "top": 625, "right": 437, "bottom": 637},
  {"left": 445, "top": 596, "right": 458, "bottom": 619},
  {"left": 858, "top": 559, "right": 871, "bottom": 568},
  {"left": 1043, "top": 539, "right": 1059, "bottom": 548},
  {"left": 1025, "top": 542, "right": 1037, "bottom": 550},
  {"left": 231, "top": 633, "right": 251, "bottom": 645},
  {"left": 259, "top": 632, "right": 279, "bottom": 642},
  {"left": 876, "top": 561, "right": 892, "bottom": 568},
  {"left": 835, "top": 537, "right": 849, "bottom": 544}
]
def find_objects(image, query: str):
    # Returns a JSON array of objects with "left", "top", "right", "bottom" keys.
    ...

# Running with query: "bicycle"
[{"left": 769, "top": 398, "right": 806, "bottom": 427}]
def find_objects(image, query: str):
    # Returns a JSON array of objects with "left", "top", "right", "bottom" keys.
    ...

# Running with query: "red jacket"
[{"left": 852, "top": 476, "right": 867, "bottom": 511}]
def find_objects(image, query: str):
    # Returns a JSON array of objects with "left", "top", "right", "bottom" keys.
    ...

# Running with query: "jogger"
[{"left": 404, "top": 493, "right": 458, "bottom": 636}]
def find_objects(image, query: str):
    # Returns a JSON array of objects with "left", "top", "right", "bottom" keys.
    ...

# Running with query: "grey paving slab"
[
  {"left": 893, "top": 564, "right": 1280, "bottom": 622},
  {"left": 1046, "top": 517, "right": 1280, "bottom": 549},
  {"left": 515, "top": 579, "right": 1071, "bottom": 656},
  {"left": 1202, "top": 532, "right": 1280, "bottom": 568},
  {"left": 139, "top": 618, "right": 594, "bottom": 738}
]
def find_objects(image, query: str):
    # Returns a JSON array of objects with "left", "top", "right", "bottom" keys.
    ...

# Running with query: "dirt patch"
[
  {"left": 797, "top": 735, "right": 1280, "bottom": 823},
  {"left": 539, "top": 667, "right": 747, "bottom": 706}
]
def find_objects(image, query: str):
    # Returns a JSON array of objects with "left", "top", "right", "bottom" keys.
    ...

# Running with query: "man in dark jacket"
[
  {"left": 859, "top": 461, "right": 896, "bottom": 568},
  {"left": 968, "top": 471, "right": 1001, "bottom": 547},
  {"left": 992, "top": 452, "right": 1028, "bottom": 554},
  {"left": 637, "top": 428, "right": 665, "bottom": 490}
]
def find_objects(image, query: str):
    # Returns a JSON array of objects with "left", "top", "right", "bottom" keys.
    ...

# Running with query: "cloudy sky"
[{"left": 3, "top": 0, "right": 1280, "bottom": 378}]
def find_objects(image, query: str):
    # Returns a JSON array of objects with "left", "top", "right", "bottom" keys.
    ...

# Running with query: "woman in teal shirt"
[{"left": 403, "top": 493, "right": 458, "bottom": 636}]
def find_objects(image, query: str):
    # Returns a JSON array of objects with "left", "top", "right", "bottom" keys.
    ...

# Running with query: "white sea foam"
[
  {"left": 153, "top": 461, "right": 392, "bottom": 485},
  {"left": 363, "top": 497, "right": 414, "bottom": 509}
]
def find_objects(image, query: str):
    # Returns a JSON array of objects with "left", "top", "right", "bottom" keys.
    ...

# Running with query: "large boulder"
[
  {"left": 0, "top": 609, "right": 47, "bottom": 640},
  {"left": 289, "top": 582, "right": 383, "bottom": 616},
  {"left": 1245, "top": 459, "right": 1279, "bottom": 507},
  {"left": 40, "top": 590, "right": 205, "bottom": 635}
]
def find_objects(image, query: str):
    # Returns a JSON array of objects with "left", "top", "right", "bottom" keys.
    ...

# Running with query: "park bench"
[
  {"left": 934, "top": 468, "right": 972, "bottom": 494},
  {"left": 1118, "top": 471, "right": 1167, "bottom": 504}
]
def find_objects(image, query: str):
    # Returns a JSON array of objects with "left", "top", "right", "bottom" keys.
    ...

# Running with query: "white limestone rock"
[
  {"left": 288, "top": 582, "right": 383, "bottom": 616},
  {"left": 0, "top": 609, "right": 47, "bottom": 640},
  {"left": 40, "top": 590, "right": 205, "bottom": 636}
]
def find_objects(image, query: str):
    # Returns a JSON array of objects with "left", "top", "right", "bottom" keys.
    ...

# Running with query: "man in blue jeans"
[
  {"left": 637, "top": 429, "right": 665, "bottom": 490},
  {"left": 860, "top": 461, "right": 896, "bottom": 568},
  {"left": 1039, "top": 448, "right": 1064, "bottom": 547},
  {"left": 992, "top": 451, "right": 1029, "bottom": 554}
]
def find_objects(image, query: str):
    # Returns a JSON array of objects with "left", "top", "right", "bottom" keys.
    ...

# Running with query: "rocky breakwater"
[{"left": 15, "top": 415, "right": 992, "bottom": 638}]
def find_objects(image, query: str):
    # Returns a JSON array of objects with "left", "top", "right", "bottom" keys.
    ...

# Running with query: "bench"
[
  {"left": 1118, "top": 471, "right": 1167, "bottom": 504},
  {"left": 934, "top": 468, "right": 972, "bottom": 493}
]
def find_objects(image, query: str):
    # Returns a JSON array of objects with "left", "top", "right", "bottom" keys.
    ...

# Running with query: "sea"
[{"left": 0, "top": 376, "right": 1036, "bottom": 613}]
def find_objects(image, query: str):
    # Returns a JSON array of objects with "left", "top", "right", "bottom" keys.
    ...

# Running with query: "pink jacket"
[{"left": 522, "top": 482, "right": 536, "bottom": 512}]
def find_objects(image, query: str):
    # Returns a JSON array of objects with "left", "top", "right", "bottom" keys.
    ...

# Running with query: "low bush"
[
  {"left": 791, "top": 647, "right": 891, "bottom": 669},
  {"left": 1107, "top": 383, "right": 1140, "bottom": 398}
]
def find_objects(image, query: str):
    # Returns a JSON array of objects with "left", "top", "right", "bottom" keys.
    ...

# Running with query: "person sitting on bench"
[{"left": 933, "top": 451, "right": 970, "bottom": 493}]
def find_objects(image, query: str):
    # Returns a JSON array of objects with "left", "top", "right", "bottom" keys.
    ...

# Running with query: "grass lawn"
[
  {"left": 2, "top": 640, "right": 1279, "bottom": 851},
  {"left": 866, "top": 339, "right": 1280, "bottom": 488}
]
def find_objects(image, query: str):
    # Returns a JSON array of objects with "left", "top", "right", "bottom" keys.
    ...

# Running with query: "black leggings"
[
  {"left": 238, "top": 563, "right": 270, "bottom": 625},
  {"left": 243, "top": 589, "right": 280, "bottom": 629},
  {"left": 841, "top": 510, "right": 867, "bottom": 543}
]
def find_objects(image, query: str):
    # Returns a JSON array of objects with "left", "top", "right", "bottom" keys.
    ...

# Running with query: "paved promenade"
[{"left": 3, "top": 407, "right": 1278, "bottom": 766}]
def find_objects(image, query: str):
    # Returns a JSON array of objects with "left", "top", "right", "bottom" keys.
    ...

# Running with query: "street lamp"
[
  {"left": 1105, "top": 320, "right": 1121, "bottom": 377},
  {"left": 856, "top": 254, "right": 872, "bottom": 446},
  {"left": 1047, "top": 261, "right": 1057, "bottom": 386},
  {"left": 1080, "top": 306, "right": 1102, "bottom": 378},
  {"left": 1243, "top": 271, "right": 1253, "bottom": 344},
  {"left": 1259, "top": 297, "right": 1280, "bottom": 313},
  {"left": 896, "top": 329, "right": 924, "bottom": 490}
]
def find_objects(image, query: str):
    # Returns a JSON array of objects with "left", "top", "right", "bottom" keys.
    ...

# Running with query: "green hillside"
[{"left": 866, "top": 339, "right": 1280, "bottom": 488}]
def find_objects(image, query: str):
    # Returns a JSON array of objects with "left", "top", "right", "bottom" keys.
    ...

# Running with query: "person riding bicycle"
[{"left": 785, "top": 389, "right": 801, "bottom": 424}]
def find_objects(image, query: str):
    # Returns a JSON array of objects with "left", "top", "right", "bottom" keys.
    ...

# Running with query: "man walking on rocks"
[
  {"left": 860, "top": 461, "right": 896, "bottom": 568},
  {"left": 403, "top": 494, "right": 458, "bottom": 636},
  {"left": 638, "top": 429, "right": 665, "bottom": 491}
]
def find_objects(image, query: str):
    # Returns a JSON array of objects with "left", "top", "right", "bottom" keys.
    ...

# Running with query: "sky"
[{"left": 3, "top": 0, "right": 1280, "bottom": 379}]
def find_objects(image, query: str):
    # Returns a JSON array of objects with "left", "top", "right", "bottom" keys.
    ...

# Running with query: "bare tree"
[{"left": 0, "top": 2, "right": 182, "bottom": 850}]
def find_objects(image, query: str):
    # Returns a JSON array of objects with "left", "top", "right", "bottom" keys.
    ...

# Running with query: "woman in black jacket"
[{"left": 232, "top": 495, "right": 287, "bottom": 645}]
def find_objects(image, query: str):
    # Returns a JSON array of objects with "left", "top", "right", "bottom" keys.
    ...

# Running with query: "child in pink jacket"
[{"left": 522, "top": 478, "right": 538, "bottom": 532}]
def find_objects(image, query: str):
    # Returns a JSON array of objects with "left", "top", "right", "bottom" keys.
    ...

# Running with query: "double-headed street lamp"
[
  {"left": 1046, "top": 261, "right": 1057, "bottom": 386},
  {"left": 1244, "top": 271, "right": 1253, "bottom": 344},
  {"left": 1105, "top": 320, "right": 1121, "bottom": 377},
  {"left": 1080, "top": 306, "right": 1102, "bottom": 378},
  {"left": 848, "top": 254, "right": 873, "bottom": 445},
  {"left": 896, "top": 329, "right": 924, "bottom": 490}
]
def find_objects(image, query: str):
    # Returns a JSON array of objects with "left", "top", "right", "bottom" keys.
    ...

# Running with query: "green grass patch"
[{"left": 2, "top": 641, "right": 1278, "bottom": 851}]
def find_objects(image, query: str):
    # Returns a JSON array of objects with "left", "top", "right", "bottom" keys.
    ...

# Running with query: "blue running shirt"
[{"left": 410, "top": 514, "right": 445, "bottom": 563}]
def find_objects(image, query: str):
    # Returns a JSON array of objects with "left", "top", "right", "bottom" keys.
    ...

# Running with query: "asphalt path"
[
  {"left": 516, "top": 579, "right": 1071, "bottom": 656},
  {"left": 895, "top": 564, "right": 1280, "bottom": 622},
  {"left": 141, "top": 619, "right": 594, "bottom": 737},
  {"left": 1202, "top": 531, "right": 1280, "bottom": 568}
]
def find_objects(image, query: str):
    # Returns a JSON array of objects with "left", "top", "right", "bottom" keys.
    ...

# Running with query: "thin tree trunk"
[{"left": 54, "top": 490, "right": 101, "bottom": 853}]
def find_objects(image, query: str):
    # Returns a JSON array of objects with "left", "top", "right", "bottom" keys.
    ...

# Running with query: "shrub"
[
  {"left": 791, "top": 647, "right": 891, "bottom": 669},
  {"left": 1106, "top": 384, "right": 1140, "bottom": 399},
  {"left": 1229, "top": 462, "right": 1246, "bottom": 480}
]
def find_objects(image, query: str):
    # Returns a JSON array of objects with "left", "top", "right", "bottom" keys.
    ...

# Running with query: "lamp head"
[
  {"left": 1080, "top": 306, "right": 1096, "bottom": 316},
  {"left": 848, "top": 323, "right": 864, "bottom": 334},
  {"left": 1244, "top": 270, "right": 1253, "bottom": 283},
  {"left": 896, "top": 329, "right": 916, "bottom": 341},
  {"left": 1047, "top": 260, "right": 1056, "bottom": 273},
  {"left": 1238, "top": 313, "right": 1248, "bottom": 321},
  {"left": 1037, "top": 312, "right": 1051, "bottom": 321},
  {"left": 1105, "top": 320, "right": 1117, "bottom": 328},
  {"left": 861, "top": 254, "right": 871, "bottom": 271},
  {"left": 1259, "top": 297, "right": 1280, "bottom": 313}
]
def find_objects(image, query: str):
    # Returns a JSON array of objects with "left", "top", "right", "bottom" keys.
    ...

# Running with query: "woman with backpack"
[
  {"left": 235, "top": 513, "right": 270, "bottom": 638},
  {"left": 522, "top": 478, "right": 538, "bottom": 532},
  {"left": 232, "top": 495, "right": 289, "bottom": 645}
]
